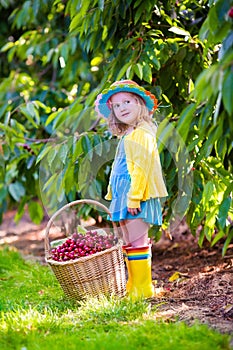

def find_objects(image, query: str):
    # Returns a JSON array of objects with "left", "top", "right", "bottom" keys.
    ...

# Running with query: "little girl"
[{"left": 95, "top": 80, "right": 168, "bottom": 299}]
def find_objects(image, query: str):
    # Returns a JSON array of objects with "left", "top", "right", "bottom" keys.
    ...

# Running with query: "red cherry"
[
  {"left": 228, "top": 7, "right": 233, "bottom": 18},
  {"left": 51, "top": 229, "right": 117, "bottom": 261},
  {"left": 72, "top": 233, "right": 78, "bottom": 240}
]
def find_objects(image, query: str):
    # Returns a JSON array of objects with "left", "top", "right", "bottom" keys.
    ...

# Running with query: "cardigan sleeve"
[{"left": 124, "top": 128, "right": 154, "bottom": 208}]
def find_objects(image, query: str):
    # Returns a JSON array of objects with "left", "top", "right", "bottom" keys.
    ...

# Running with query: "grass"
[{"left": 0, "top": 246, "right": 231, "bottom": 350}]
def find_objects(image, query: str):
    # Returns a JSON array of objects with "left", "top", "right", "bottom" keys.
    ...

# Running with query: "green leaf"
[
  {"left": 204, "top": 224, "right": 213, "bottom": 242},
  {"left": 157, "top": 118, "right": 174, "bottom": 152},
  {"left": 8, "top": 182, "right": 25, "bottom": 201},
  {"left": 0, "top": 186, "right": 7, "bottom": 202},
  {"left": 150, "top": 55, "right": 160, "bottom": 70},
  {"left": 198, "top": 105, "right": 212, "bottom": 137},
  {"left": 0, "top": 41, "right": 14, "bottom": 53},
  {"left": 215, "top": 0, "right": 231, "bottom": 23},
  {"left": 56, "top": 170, "right": 66, "bottom": 202},
  {"left": 222, "top": 228, "right": 233, "bottom": 256},
  {"left": 116, "top": 62, "right": 131, "bottom": 81},
  {"left": 198, "top": 229, "right": 205, "bottom": 247},
  {"left": 36, "top": 146, "right": 52, "bottom": 165},
  {"left": 102, "top": 25, "right": 108, "bottom": 41},
  {"left": 26, "top": 102, "right": 40, "bottom": 124},
  {"left": 199, "top": 13, "right": 210, "bottom": 42},
  {"left": 126, "top": 65, "right": 134, "bottom": 80},
  {"left": 19, "top": 105, "right": 38, "bottom": 129},
  {"left": 133, "top": 0, "right": 143, "bottom": 8},
  {"left": 64, "top": 164, "right": 75, "bottom": 193},
  {"left": 13, "top": 199, "right": 27, "bottom": 223},
  {"left": 69, "top": 12, "right": 81, "bottom": 31},
  {"left": 81, "top": 134, "right": 93, "bottom": 160},
  {"left": 202, "top": 181, "right": 214, "bottom": 208},
  {"left": 2, "top": 144, "right": 10, "bottom": 160},
  {"left": 26, "top": 156, "right": 36, "bottom": 170},
  {"left": 193, "top": 66, "right": 216, "bottom": 102},
  {"left": 45, "top": 110, "right": 61, "bottom": 126},
  {"left": 0, "top": 103, "right": 9, "bottom": 118},
  {"left": 148, "top": 226, "right": 162, "bottom": 242},
  {"left": 177, "top": 103, "right": 196, "bottom": 142},
  {"left": 222, "top": 69, "right": 233, "bottom": 116},
  {"left": 69, "top": 0, "right": 79, "bottom": 18},
  {"left": 168, "top": 26, "right": 190, "bottom": 37},
  {"left": 216, "top": 134, "right": 227, "bottom": 159},
  {"left": 208, "top": 6, "right": 219, "bottom": 36},
  {"left": 10, "top": 119, "right": 26, "bottom": 135},
  {"left": 73, "top": 137, "right": 83, "bottom": 160},
  {"left": 58, "top": 143, "right": 69, "bottom": 165},
  {"left": 164, "top": 13, "right": 173, "bottom": 26},
  {"left": 220, "top": 33, "right": 233, "bottom": 59},
  {"left": 98, "top": 0, "right": 105, "bottom": 11},
  {"left": 69, "top": 36, "right": 78, "bottom": 54},
  {"left": 43, "top": 173, "right": 57, "bottom": 191},
  {"left": 93, "top": 134, "right": 103, "bottom": 156},
  {"left": 28, "top": 201, "right": 44, "bottom": 224},
  {"left": 134, "top": 63, "right": 143, "bottom": 80},
  {"left": 134, "top": 2, "right": 144, "bottom": 24},
  {"left": 47, "top": 147, "right": 59, "bottom": 167},
  {"left": 142, "top": 64, "right": 152, "bottom": 84},
  {"left": 211, "top": 230, "right": 225, "bottom": 247},
  {"left": 60, "top": 42, "right": 69, "bottom": 63},
  {"left": 218, "top": 196, "right": 231, "bottom": 230},
  {"left": 196, "top": 120, "right": 224, "bottom": 163},
  {"left": 205, "top": 206, "right": 218, "bottom": 228}
]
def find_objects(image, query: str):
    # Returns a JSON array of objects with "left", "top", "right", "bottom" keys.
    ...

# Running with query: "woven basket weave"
[{"left": 45, "top": 199, "right": 126, "bottom": 300}]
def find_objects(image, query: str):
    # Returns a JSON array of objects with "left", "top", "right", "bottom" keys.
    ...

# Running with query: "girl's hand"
[{"left": 127, "top": 207, "right": 141, "bottom": 215}]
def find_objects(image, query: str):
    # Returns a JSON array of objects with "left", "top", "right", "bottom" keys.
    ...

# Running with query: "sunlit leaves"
[
  {"left": 0, "top": 0, "right": 232, "bottom": 251},
  {"left": 134, "top": 63, "right": 143, "bottom": 80},
  {"left": 168, "top": 26, "right": 191, "bottom": 37}
]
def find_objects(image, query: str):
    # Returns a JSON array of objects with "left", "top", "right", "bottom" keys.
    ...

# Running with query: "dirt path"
[
  {"left": 152, "top": 229, "right": 233, "bottom": 335},
  {"left": 0, "top": 210, "right": 232, "bottom": 336}
]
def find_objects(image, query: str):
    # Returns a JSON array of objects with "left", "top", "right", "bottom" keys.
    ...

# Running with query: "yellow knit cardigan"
[{"left": 105, "top": 122, "right": 168, "bottom": 208}]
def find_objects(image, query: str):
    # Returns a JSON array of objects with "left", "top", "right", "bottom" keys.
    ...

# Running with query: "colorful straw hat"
[{"left": 95, "top": 80, "right": 158, "bottom": 118}]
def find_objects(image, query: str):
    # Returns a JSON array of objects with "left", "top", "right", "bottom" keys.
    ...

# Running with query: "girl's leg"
[
  {"left": 123, "top": 218, "right": 149, "bottom": 247},
  {"left": 119, "top": 220, "right": 130, "bottom": 244}
]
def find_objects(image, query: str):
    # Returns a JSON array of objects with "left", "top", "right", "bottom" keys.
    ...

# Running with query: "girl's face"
[{"left": 110, "top": 92, "right": 140, "bottom": 126}]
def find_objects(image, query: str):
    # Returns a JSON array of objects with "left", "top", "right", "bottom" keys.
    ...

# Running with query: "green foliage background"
[{"left": 0, "top": 0, "right": 232, "bottom": 252}]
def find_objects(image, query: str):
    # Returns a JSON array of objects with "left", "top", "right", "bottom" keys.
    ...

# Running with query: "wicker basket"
[{"left": 45, "top": 199, "right": 126, "bottom": 300}]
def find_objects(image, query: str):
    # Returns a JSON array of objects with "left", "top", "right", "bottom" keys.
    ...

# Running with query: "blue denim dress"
[{"left": 109, "top": 137, "right": 162, "bottom": 225}]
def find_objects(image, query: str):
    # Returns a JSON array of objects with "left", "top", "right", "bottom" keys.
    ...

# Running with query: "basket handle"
[{"left": 44, "top": 199, "right": 119, "bottom": 255}]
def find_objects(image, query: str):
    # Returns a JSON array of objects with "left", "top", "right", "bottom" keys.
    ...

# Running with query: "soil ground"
[{"left": 0, "top": 210, "right": 232, "bottom": 337}]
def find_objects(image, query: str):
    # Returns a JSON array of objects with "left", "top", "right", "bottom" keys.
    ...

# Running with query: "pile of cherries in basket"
[{"left": 50, "top": 230, "right": 118, "bottom": 262}]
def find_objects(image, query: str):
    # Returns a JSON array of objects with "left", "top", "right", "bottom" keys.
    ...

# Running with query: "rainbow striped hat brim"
[{"left": 95, "top": 80, "right": 158, "bottom": 119}]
